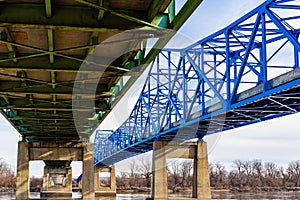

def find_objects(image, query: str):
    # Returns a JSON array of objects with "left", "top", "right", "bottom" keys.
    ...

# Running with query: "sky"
[{"left": 1, "top": 0, "right": 300, "bottom": 177}]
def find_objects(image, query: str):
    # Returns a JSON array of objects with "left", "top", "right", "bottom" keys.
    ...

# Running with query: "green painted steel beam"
[
  {"left": 45, "top": 0, "right": 52, "bottom": 18},
  {"left": 75, "top": 0, "right": 160, "bottom": 28},
  {"left": 87, "top": 32, "right": 99, "bottom": 54},
  {"left": 0, "top": 4, "right": 148, "bottom": 30},
  {"left": 22, "top": 126, "right": 80, "bottom": 129},
  {"left": 171, "top": 0, "right": 204, "bottom": 30},
  {"left": 11, "top": 114, "right": 74, "bottom": 119},
  {"left": 0, "top": 81, "right": 108, "bottom": 95},
  {"left": 44, "top": 161, "right": 72, "bottom": 168},
  {"left": 0, "top": 28, "right": 17, "bottom": 63},
  {"left": 168, "top": 0, "right": 175, "bottom": 24},
  {"left": 97, "top": 0, "right": 107, "bottom": 21},
  {"left": 148, "top": 0, "right": 172, "bottom": 21},
  {"left": 0, "top": 39, "right": 130, "bottom": 72},
  {"left": 8, "top": 117, "right": 73, "bottom": 121},
  {"left": 1, "top": 106, "right": 106, "bottom": 111},
  {"left": 108, "top": 0, "right": 205, "bottom": 113},
  {"left": 1, "top": 98, "right": 108, "bottom": 108},
  {"left": 47, "top": 29, "right": 54, "bottom": 64},
  {"left": 0, "top": 56, "right": 125, "bottom": 73}
]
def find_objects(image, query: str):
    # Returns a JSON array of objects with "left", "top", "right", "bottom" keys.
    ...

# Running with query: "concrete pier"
[
  {"left": 82, "top": 143, "right": 95, "bottom": 200},
  {"left": 151, "top": 141, "right": 211, "bottom": 200},
  {"left": 95, "top": 166, "right": 116, "bottom": 197},
  {"left": 16, "top": 142, "right": 29, "bottom": 200},
  {"left": 41, "top": 161, "right": 72, "bottom": 198},
  {"left": 16, "top": 142, "right": 95, "bottom": 200}
]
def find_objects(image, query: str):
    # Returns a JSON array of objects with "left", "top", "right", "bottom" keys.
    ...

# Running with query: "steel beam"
[
  {"left": 1, "top": 106, "right": 106, "bottom": 111},
  {"left": 0, "top": 4, "right": 148, "bottom": 30},
  {"left": 75, "top": 0, "right": 160, "bottom": 28},
  {"left": 0, "top": 56, "right": 125, "bottom": 72},
  {"left": 0, "top": 81, "right": 108, "bottom": 95},
  {"left": 45, "top": 0, "right": 52, "bottom": 18},
  {"left": 148, "top": 0, "right": 172, "bottom": 21},
  {"left": 171, "top": 0, "right": 204, "bottom": 30}
]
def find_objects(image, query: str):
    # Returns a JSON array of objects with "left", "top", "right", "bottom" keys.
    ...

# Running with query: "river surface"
[{"left": 1, "top": 191, "right": 300, "bottom": 199}]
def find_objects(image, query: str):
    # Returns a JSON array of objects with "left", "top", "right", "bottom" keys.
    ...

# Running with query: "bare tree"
[
  {"left": 128, "top": 161, "right": 139, "bottom": 187},
  {"left": 231, "top": 160, "right": 246, "bottom": 187},
  {"left": 210, "top": 162, "right": 227, "bottom": 188},
  {"left": 116, "top": 172, "right": 130, "bottom": 189},
  {"left": 287, "top": 160, "right": 300, "bottom": 187},
  {"left": 180, "top": 160, "right": 193, "bottom": 187},
  {"left": 264, "top": 162, "right": 279, "bottom": 187},
  {"left": 0, "top": 159, "right": 15, "bottom": 188},
  {"left": 138, "top": 158, "right": 152, "bottom": 187},
  {"left": 252, "top": 160, "right": 264, "bottom": 187},
  {"left": 279, "top": 166, "right": 289, "bottom": 188},
  {"left": 167, "top": 160, "right": 182, "bottom": 188}
]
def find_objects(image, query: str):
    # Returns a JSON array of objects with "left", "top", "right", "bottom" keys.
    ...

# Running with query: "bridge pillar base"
[
  {"left": 16, "top": 142, "right": 30, "bottom": 200},
  {"left": 95, "top": 166, "right": 116, "bottom": 197},
  {"left": 151, "top": 141, "right": 211, "bottom": 200},
  {"left": 82, "top": 143, "right": 95, "bottom": 200},
  {"left": 40, "top": 191, "right": 73, "bottom": 198}
]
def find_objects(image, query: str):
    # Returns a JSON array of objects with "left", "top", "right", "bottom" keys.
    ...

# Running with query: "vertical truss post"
[
  {"left": 230, "top": 14, "right": 261, "bottom": 103},
  {"left": 295, "top": 33, "right": 299, "bottom": 69},
  {"left": 168, "top": 51, "right": 172, "bottom": 128},
  {"left": 261, "top": 12, "right": 268, "bottom": 92}
]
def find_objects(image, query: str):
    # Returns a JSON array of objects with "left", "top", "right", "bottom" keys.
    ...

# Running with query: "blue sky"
[{"left": 1, "top": 0, "right": 300, "bottom": 177}]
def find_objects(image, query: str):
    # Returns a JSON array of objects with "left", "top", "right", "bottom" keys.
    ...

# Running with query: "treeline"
[
  {"left": 0, "top": 159, "right": 15, "bottom": 190},
  {"left": 0, "top": 159, "right": 43, "bottom": 191},
  {"left": 116, "top": 159, "right": 300, "bottom": 191},
  {"left": 210, "top": 160, "right": 300, "bottom": 191}
]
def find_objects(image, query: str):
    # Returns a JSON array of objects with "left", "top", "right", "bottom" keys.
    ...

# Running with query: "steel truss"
[{"left": 95, "top": 0, "right": 300, "bottom": 165}]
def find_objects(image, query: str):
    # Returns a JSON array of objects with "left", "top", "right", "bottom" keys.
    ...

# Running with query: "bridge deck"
[{"left": 0, "top": 0, "right": 202, "bottom": 142}]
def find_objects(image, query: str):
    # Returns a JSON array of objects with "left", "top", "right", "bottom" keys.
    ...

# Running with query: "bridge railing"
[{"left": 95, "top": 0, "right": 300, "bottom": 164}]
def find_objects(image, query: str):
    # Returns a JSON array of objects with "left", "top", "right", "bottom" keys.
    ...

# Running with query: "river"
[{"left": 1, "top": 191, "right": 300, "bottom": 199}]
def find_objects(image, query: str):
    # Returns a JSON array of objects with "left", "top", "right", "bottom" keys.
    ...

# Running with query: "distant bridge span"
[{"left": 95, "top": 0, "right": 300, "bottom": 166}]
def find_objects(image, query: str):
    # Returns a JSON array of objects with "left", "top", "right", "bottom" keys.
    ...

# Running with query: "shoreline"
[{"left": 117, "top": 186, "right": 300, "bottom": 194}]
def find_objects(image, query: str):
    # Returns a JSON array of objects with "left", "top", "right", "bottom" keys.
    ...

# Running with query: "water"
[{"left": 1, "top": 191, "right": 300, "bottom": 199}]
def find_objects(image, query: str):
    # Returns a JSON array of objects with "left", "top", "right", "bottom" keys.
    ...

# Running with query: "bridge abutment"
[
  {"left": 151, "top": 141, "right": 211, "bottom": 200},
  {"left": 16, "top": 142, "right": 95, "bottom": 200}
]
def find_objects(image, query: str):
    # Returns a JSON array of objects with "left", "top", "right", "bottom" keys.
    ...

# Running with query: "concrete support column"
[
  {"left": 66, "top": 167, "right": 72, "bottom": 192},
  {"left": 16, "top": 142, "right": 29, "bottom": 200},
  {"left": 151, "top": 141, "right": 211, "bottom": 200},
  {"left": 82, "top": 143, "right": 95, "bottom": 200},
  {"left": 43, "top": 167, "right": 49, "bottom": 191},
  {"left": 151, "top": 141, "right": 168, "bottom": 200},
  {"left": 95, "top": 166, "right": 100, "bottom": 190},
  {"left": 194, "top": 142, "right": 211, "bottom": 200},
  {"left": 110, "top": 167, "right": 116, "bottom": 192}
]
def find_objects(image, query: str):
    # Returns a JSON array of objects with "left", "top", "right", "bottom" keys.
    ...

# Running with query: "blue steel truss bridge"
[{"left": 95, "top": 0, "right": 300, "bottom": 166}]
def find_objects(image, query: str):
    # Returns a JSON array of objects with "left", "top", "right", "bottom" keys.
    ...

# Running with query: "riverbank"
[
  {"left": 118, "top": 186, "right": 300, "bottom": 194},
  {"left": 1, "top": 190, "right": 300, "bottom": 199}
]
